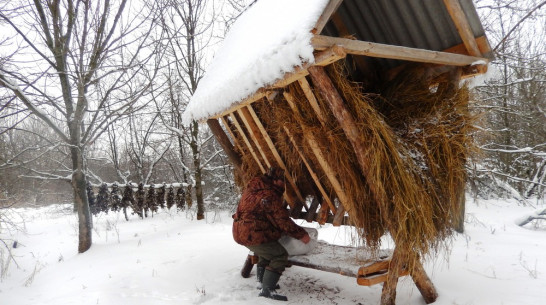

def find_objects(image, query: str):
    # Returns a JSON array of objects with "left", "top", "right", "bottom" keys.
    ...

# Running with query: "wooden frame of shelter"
[{"left": 201, "top": 1, "right": 492, "bottom": 305}]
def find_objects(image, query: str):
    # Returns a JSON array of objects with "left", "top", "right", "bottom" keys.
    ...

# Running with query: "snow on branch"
[{"left": 515, "top": 208, "right": 546, "bottom": 227}]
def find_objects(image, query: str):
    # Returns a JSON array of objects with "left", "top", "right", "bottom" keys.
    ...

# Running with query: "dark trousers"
[{"left": 246, "top": 241, "right": 288, "bottom": 273}]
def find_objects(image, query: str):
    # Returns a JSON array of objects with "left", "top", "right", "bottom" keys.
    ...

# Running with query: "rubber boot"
[
  {"left": 259, "top": 269, "right": 287, "bottom": 301},
  {"left": 256, "top": 265, "right": 280, "bottom": 290},
  {"left": 256, "top": 265, "right": 265, "bottom": 289}
]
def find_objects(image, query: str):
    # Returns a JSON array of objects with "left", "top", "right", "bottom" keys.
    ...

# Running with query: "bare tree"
[
  {"left": 0, "top": 0, "right": 164, "bottom": 252},
  {"left": 472, "top": 0, "right": 546, "bottom": 200}
]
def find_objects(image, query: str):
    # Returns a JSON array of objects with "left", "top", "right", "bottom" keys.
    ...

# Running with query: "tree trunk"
[
  {"left": 70, "top": 145, "right": 92, "bottom": 253},
  {"left": 191, "top": 120, "right": 205, "bottom": 220}
]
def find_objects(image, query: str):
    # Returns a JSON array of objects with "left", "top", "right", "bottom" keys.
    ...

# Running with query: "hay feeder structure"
[{"left": 184, "top": 1, "right": 492, "bottom": 304}]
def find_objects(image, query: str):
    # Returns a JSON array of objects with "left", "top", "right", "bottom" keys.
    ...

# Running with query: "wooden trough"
[{"left": 187, "top": 1, "right": 492, "bottom": 304}]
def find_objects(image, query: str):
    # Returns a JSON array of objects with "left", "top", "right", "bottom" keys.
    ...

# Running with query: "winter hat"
[{"left": 265, "top": 166, "right": 285, "bottom": 181}]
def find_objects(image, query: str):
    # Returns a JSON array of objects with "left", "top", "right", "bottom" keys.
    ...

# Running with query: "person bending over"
[{"left": 232, "top": 167, "right": 310, "bottom": 301}]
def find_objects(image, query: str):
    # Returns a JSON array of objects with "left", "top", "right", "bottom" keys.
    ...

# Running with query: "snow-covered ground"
[{"left": 1, "top": 196, "right": 545, "bottom": 305}]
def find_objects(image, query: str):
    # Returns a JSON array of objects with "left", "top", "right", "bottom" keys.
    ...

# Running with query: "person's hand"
[{"left": 300, "top": 233, "right": 311, "bottom": 244}]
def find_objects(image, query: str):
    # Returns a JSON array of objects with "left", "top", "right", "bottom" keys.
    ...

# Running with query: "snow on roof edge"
[{"left": 182, "top": 0, "right": 330, "bottom": 124}]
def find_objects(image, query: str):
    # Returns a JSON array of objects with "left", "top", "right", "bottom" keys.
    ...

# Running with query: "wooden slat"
[
  {"left": 229, "top": 113, "right": 266, "bottom": 173},
  {"left": 237, "top": 108, "right": 272, "bottom": 169},
  {"left": 443, "top": 0, "right": 482, "bottom": 57},
  {"left": 297, "top": 77, "right": 327, "bottom": 125},
  {"left": 358, "top": 260, "right": 391, "bottom": 277},
  {"left": 357, "top": 268, "right": 410, "bottom": 287},
  {"left": 210, "top": 47, "right": 346, "bottom": 120},
  {"left": 283, "top": 125, "right": 335, "bottom": 214},
  {"left": 245, "top": 105, "right": 306, "bottom": 206},
  {"left": 220, "top": 116, "right": 240, "bottom": 148},
  {"left": 284, "top": 91, "right": 349, "bottom": 215},
  {"left": 312, "top": 35, "right": 489, "bottom": 66},
  {"left": 313, "top": 0, "right": 344, "bottom": 34}
]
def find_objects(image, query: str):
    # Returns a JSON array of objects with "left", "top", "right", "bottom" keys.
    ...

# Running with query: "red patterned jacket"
[{"left": 232, "top": 175, "right": 306, "bottom": 246}]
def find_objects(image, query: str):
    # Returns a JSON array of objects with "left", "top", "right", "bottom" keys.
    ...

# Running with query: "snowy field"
[{"left": 1, "top": 196, "right": 545, "bottom": 305}]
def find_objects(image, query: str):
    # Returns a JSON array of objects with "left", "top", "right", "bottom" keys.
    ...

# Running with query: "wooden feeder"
[{"left": 185, "top": 1, "right": 492, "bottom": 304}]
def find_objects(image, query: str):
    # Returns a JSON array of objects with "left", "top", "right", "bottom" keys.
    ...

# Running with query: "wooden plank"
[
  {"left": 229, "top": 113, "right": 266, "bottom": 173},
  {"left": 283, "top": 125, "right": 335, "bottom": 214},
  {"left": 312, "top": 35, "right": 489, "bottom": 66},
  {"left": 443, "top": 0, "right": 482, "bottom": 57},
  {"left": 358, "top": 260, "right": 391, "bottom": 277},
  {"left": 210, "top": 47, "right": 346, "bottom": 120},
  {"left": 313, "top": 0, "right": 344, "bottom": 34},
  {"left": 246, "top": 105, "right": 307, "bottom": 206},
  {"left": 357, "top": 269, "right": 410, "bottom": 286}
]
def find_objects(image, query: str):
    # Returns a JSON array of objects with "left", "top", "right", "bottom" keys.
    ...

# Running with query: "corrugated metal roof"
[{"left": 321, "top": 0, "right": 490, "bottom": 71}]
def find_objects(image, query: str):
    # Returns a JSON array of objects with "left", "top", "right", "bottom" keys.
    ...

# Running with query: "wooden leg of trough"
[
  {"left": 380, "top": 248, "right": 403, "bottom": 305},
  {"left": 241, "top": 254, "right": 255, "bottom": 278},
  {"left": 410, "top": 259, "right": 438, "bottom": 304}
]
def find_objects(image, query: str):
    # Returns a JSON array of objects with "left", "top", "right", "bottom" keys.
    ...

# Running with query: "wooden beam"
[
  {"left": 312, "top": 35, "right": 489, "bottom": 66},
  {"left": 444, "top": 35, "right": 492, "bottom": 57},
  {"left": 206, "top": 119, "right": 242, "bottom": 173},
  {"left": 313, "top": 0, "right": 344, "bottom": 34},
  {"left": 229, "top": 113, "right": 266, "bottom": 173},
  {"left": 443, "top": 0, "right": 482, "bottom": 57},
  {"left": 307, "top": 65, "right": 384, "bottom": 207},
  {"left": 210, "top": 47, "right": 346, "bottom": 120},
  {"left": 245, "top": 105, "right": 307, "bottom": 206}
]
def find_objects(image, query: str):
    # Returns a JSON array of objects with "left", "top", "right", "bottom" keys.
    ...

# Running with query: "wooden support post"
[
  {"left": 410, "top": 260, "right": 438, "bottom": 304},
  {"left": 380, "top": 248, "right": 403, "bottom": 305}
]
